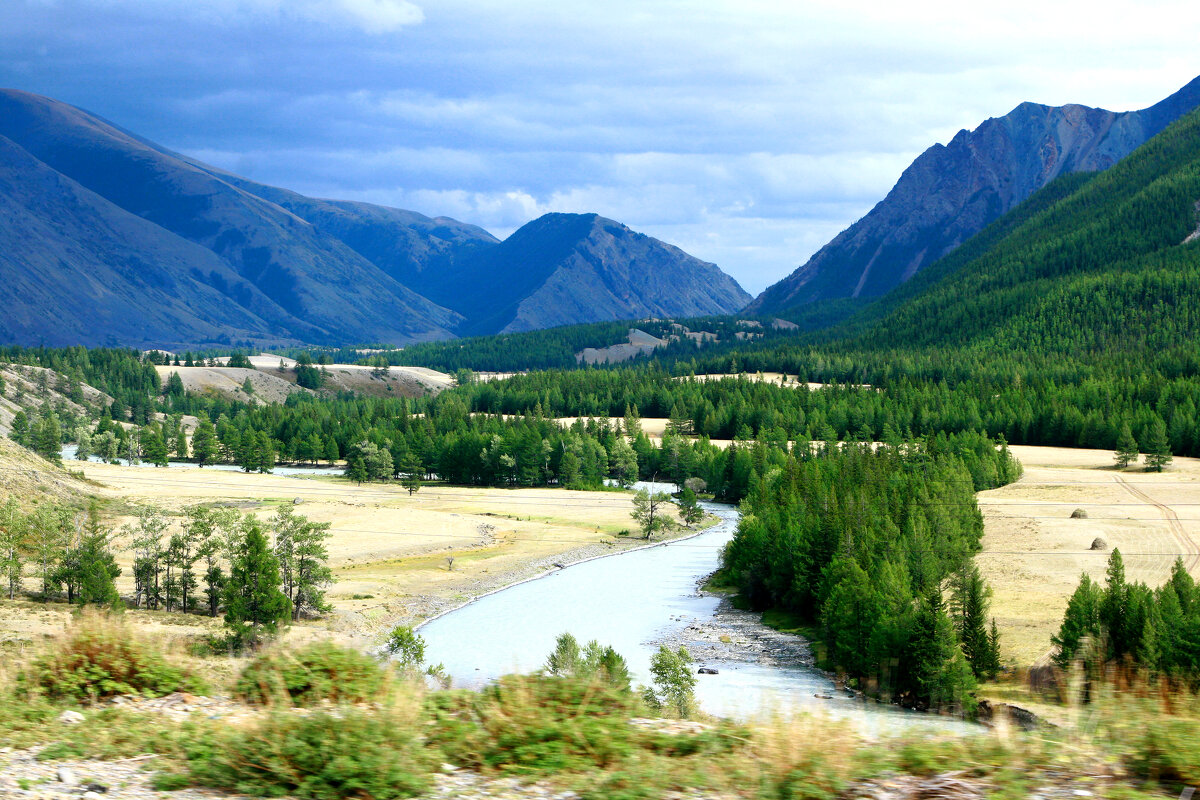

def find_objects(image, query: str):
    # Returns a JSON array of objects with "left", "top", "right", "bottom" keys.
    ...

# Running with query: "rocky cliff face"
[{"left": 749, "top": 75, "right": 1200, "bottom": 314}]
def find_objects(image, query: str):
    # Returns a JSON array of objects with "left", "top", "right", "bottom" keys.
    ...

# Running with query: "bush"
[
  {"left": 235, "top": 641, "right": 385, "bottom": 706},
  {"left": 424, "top": 674, "right": 642, "bottom": 774},
  {"left": 21, "top": 613, "right": 205, "bottom": 701},
  {"left": 173, "top": 707, "right": 431, "bottom": 799}
]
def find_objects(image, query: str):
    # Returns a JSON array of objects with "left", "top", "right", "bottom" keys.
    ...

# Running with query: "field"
[
  {"left": 977, "top": 445, "right": 1200, "bottom": 666},
  {"left": 0, "top": 457, "right": 686, "bottom": 650}
]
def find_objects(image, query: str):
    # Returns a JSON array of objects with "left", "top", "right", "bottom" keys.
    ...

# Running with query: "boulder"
[
  {"left": 1090, "top": 537, "right": 1108, "bottom": 550},
  {"left": 1071, "top": 508, "right": 1088, "bottom": 519},
  {"left": 57, "top": 709, "right": 84, "bottom": 725}
]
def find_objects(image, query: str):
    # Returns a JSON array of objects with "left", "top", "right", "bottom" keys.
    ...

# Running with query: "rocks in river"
[{"left": 697, "top": 667, "right": 719, "bottom": 675}]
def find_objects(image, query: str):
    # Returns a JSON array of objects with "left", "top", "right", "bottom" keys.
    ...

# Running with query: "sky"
[{"left": 1, "top": 1, "right": 1198, "bottom": 295}]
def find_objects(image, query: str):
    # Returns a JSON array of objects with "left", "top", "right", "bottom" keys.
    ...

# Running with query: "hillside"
[
  {"left": 749, "top": 74, "right": 1200, "bottom": 314},
  {"left": 0, "top": 90, "right": 750, "bottom": 348}
]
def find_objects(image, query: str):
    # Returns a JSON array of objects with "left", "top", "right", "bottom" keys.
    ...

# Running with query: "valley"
[{"left": 3, "top": 25, "right": 1200, "bottom": 797}]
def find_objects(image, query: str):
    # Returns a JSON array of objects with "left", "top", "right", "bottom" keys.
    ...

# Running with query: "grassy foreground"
[{"left": 0, "top": 612, "right": 1196, "bottom": 800}]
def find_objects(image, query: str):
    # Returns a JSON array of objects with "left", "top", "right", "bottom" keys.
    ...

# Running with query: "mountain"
[
  {"left": 749, "top": 74, "right": 1200, "bottom": 314},
  {"left": 441, "top": 213, "right": 752, "bottom": 335},
  {"left": 0, "top": 89, "right": 748, "bottom": 348},
  {"left": 834, "top": 105, "right": 1200, "bottom": 356},
  {"left": 0, "top": 89, "right": 466, "bottom": 347}
]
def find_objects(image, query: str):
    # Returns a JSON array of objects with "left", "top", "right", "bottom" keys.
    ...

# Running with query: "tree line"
[
  {"left": 721, "top": 432, "right": 1021, "bottom": 711},
  {"left": 1053, "top": 550, "right": 1200, "bottom": 683}
]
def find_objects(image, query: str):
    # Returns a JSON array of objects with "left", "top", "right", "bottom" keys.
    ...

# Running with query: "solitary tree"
[
  {"left": 632, "top": 489, "right": 677, "bottom": 540},
  {"left": 74, "top": 426, "right": 93, "bottom": 461},
  {"left": 223, "top": 518, "right": 291, "bottom": 647},
  {"left": 1114, "top": 423, "right": 1139, "bottom": 468},
  {"left": 675, "top": 486, "right": 704, "bottom": 528},
  {"left": 399, "top": 455, "right": 423, "bottom": 495},
  {"left": 1143, "top": 417, "right": 1173, "bottom": 472}
]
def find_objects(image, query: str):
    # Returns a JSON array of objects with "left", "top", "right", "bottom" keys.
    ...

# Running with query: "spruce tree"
[
  {"left": 1143, "top": 417, "right": 1172, "bottom": 472},
  {"left": 75, "top": 505, "right": 120, "bottom": 606},
  {"left": 223, "top": 518, "right": 291, "bottom": 646},
  {"left": 143, "top": 428, "right": 169, "bottom": 467},
  {"left": 191, "top": 414, "right": 218, "bottom": 467},
  {"left": 1114, "top": 422, "right": 1139, "bottom": 468},
  {"left": 9, "top": 410, "right": 30, "bottom": 447}
]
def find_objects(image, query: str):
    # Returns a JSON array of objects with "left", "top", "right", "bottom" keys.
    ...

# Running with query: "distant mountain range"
[
  {"left": 749, "top": 75, "right": 1200, "bottom": 314},
  {"left": 0, "top": 89, "right": 750, "bottom": 349}
]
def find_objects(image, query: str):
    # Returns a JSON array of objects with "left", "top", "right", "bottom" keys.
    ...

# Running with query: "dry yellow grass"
[
  {"left": 7, "top": 458, "right": 677, "bottom": 646},
  {"left": 977, "top": 445, "right": 1200, "bottom": 666}
]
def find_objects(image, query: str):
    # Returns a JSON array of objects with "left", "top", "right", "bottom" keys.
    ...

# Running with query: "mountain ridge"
[
  {"left": 0, "top": 89, "right": 749, "bottom": 347},
  {"left": 748, "top": 74, "right": 1200, "bottom": 314}
]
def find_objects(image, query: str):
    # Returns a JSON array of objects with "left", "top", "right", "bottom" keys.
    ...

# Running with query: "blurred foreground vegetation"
[{"left": 0, "top": 611, "right": 1196, "bottom": 800}]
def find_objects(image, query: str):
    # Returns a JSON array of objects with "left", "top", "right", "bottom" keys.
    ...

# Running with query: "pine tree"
[
  {"left": 75, "top": 504, "right": 120, "bottom": 606},
  {"left": 223, "top": 518, "right": 291, "bottom": 646},
  {"left": 33, "top": 409, "right": 62, "bottom": 462},
  {"left": 1101, "top": 549, "right": 1131, "bottom": 659},
  {"left": 142, "top": 428, "right": 169, "bottom": 467},
  {"left": 191, "top": 414, "right": 218, "bottom": 467},
  {"left": 1143, "top": 417, "right": 1173, "bottom": 472},
  {"left": 950, "top": 564, "right": 992, "bottom": 678},
  {"left": 399, "top": 455, "right": 423, "bottom": 495},
  {"left": 1114, "top": 422, "right": 1139, "bottom": 468},
  {"left": 1060, "top": 575, "right": 1104, "bottom": 671},
  {"left": 9, "top": 410, "right": 30, "bottom": 447},
  {"left": 675, "top": 486, "right": 704, "bottom": 527},
  {"left": 292, "top": 512, "right": 333, "bottom": 619}
]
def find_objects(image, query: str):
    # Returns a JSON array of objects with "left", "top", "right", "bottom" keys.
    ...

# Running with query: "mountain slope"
[
  {"left": 840, "top": 106, "right": 1200, "bottom": 355},
  {"left": 0, "top": 89, "right": 749, "bottom": 346},
  {"left": 0, "top": 133, "right": 293, "bottom": 348},
  {"left": 201, "top": 174, "right": 501, "bottom": 307},
  {"left": 750, "top": 74, "right": 1200, "bottom": 314},
  {"left": 0, "top": 89, "right": 463, "bottom": 346},
  {"left": 445, "top": 213, "right": 752, "bottom": 335}
]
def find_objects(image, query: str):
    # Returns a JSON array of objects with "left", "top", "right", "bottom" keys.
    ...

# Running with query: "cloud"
[
  {"left": 28, "top": 0, "right": 423, "bottom": 33},
  {"left": 2, "top": 0, "right": 1199, "bottom": 295}
]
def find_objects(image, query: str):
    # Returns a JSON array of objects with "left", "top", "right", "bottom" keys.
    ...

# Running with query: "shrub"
[
  {"left": 424, "top": 674, "right": 642, "bottom": 774},
  {"left": 235, "top": 641, "right": 385, "bottom": 706},
  {"left": 174, "top": 706, "right": 431, "bottom": 799},
  {"left": 21, "top": 613, "right": 205, "bottom": 701},
  {"left": 385, "top": 625, "right": 426, "bottom": 669}
]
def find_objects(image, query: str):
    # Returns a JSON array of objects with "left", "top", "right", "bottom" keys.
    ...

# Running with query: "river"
[{"left": 419, "top": 482, "right": 974, "bottom": 734}]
